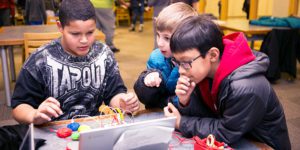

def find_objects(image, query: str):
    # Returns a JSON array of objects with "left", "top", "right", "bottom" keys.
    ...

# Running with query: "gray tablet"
[{"left": 79, "top": 116, "right": 176, "bottom": 150}]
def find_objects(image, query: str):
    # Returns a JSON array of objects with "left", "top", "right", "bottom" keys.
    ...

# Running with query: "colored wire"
[{"left": 169, "top": 131, "right": 195, "bottom": 149}]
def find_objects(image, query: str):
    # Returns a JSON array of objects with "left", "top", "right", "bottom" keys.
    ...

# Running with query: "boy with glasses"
[{"left": 165, "top": 15, "right": 291, "bottom": 149}]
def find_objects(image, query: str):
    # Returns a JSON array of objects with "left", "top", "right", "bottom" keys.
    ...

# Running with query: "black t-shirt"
[{"left": 11, "top": 39, "right": 127, "bottom": 120}]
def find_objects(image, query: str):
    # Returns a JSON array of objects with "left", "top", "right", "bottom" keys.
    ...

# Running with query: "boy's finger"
[
  {"left": 121, "top": 94, "right": 129, "bottom": 102},
  {"left": 128, "top": 100, "right": 139, "bottom": 109},
  {"left": 39, "top": 113, "right": 52, "bottom": 122},
  {"left": 150, "top": 81, "right": 156, "bottom": 87},
  {"left": 179, "top": 75, "right": 189, "bottom": 81},
  {"left": 175, "top": 89, "right": 187, "bottom": 95},
  {"left": 168, "top": 103, "right": 176, "bottom": 110},
  {"left": 144, "top": 76, "right": 153, "bottom": 86},
  {"left": 47, "top": 102, "right": 63, "bottom": 115},
  {"left": 167, "top": 103, "right": 178, "bottom": 114},
  {"left": 178, "top": 77, "right": 190, "bottom": 86},
  {"left": 46, "top": 97, "right": 60, "bottom": 107},
  {"left": 179, "top": 83, "right": 190, "bottom": 91},
  {"left": 163, "top": 106, "right": 171, "bottom": 116},
  {"left": 188, "top": 82, "right": 196, "bottom": 92},
  {"left": 191, "top": 81, "right": 196, "bottom": 87},
  {"left": 145, "top": 81, "right": 152, "bottom": 87},
  {"left": 155, "top": 78, "right": 161, "bottom": 87},
  {"left": 128, "top": 92, "right": 135, "bottom": 99},
  {"left": 123, "top": 93, "right": 136, "bottom": 105},
  {"left": 45, "top": 106, "right": 60, "bottom": 118},
  {"left": 126, "top": 98, "right": 137, "bottom": 106},
  {"left": 130, "top": 104, "right": 140, "bottom": 112},
  {"left": 150, "top": 75, "right": 155, "bottom": 82}
]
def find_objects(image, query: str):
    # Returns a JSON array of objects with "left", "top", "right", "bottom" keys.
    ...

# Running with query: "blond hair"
[{"left": 156, "top": 2, "right": 198, "bottom": 32}]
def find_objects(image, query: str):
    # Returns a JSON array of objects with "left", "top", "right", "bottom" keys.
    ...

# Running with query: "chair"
[
  {"left": 14, "top": 8, "right": 25, "bottom": 25},
  {"left": 14, "top": 13, "right": 25, "bottom": 25},
  {"left": 143, "top": 7, "right": 153, "bottom": 20},
  {"left": 23, "top": 31, "right": 105, "bottom": 61},
  {"left": 46, "top": 16, "right": 59, "bottom": 25},
  {"left": 115, "top": 6, "right": 131, "bottom": 26},
  {"left": 23, "top": 32, "right": 61, "bottom": 60},
  {"left": 95, "top": 29, "right": 105, "bottom": 42}
]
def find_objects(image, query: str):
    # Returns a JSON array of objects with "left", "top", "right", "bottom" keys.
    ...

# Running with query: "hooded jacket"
[
  {"left": 134, "top": 48, "right": 179, "bottom": 108},
  {"left": 178, "top": 33, "right": 291, "bottom": 150}
]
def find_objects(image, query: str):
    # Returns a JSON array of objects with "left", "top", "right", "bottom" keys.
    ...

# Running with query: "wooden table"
[
  {"left": 214, "top": 19, "right": 287, "bottom": 49},
  {"left": 30, "top": 109, "right": 272, "bottom": 150},
  {"left": 215, "top": 19, "right": 273, "bottom": 35},
  {"left": 0, "top": 25, "right": 104, "bottom": 106}
]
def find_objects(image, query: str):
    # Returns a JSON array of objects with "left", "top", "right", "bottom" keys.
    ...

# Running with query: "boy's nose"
[
  {"left": 178, "top": 66, "right": 186, "bottom": 75},
  {"left": 157, "top": 37, "right": 163, "bottom": 47},
  {"left": 80, "top": 35, "right": 88, "bottom": 43}
]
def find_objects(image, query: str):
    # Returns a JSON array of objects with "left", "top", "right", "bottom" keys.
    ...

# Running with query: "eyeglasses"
[{"left": 171, "top": 54, "right": 202, "bottom": 70}]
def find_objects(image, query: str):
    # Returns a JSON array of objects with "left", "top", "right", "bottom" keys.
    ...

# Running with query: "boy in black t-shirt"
[{"left": 11, "top": 0, "right": 140, "bottom": 125}]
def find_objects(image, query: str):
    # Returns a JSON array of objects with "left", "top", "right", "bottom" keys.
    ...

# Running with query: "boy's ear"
[
  {"left": 56, "top": 21, "right": 63, "bottom": 33},
  {"left": 208, "top": 47, "right": 220, "bottom": 62}
]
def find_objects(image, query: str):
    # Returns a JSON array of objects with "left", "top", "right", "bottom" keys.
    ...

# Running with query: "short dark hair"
[
  {"left": 170, "top": 15, "right": 224, "bottom": 57},
  {"left": 59, "top": 0, "right": 96, "bottom": 28}
]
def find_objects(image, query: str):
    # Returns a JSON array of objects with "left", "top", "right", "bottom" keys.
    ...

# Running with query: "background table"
[
  {"left": 0, "top": 25, "right": 104, "bottom": 106},
  {"left": 216, "top": 19, "right": 272, "bottom": 49},
  {"left": 215, "top": 19, "right": 288, "bottom": 49},
  {"left": 216, "top": 19, "right": 273, "bottom": 35}
]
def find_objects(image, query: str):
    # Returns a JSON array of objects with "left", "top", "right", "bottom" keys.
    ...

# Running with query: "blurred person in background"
[
  {"left": 44, "top": 0, "right": 60, "bottom": 16},
  {"left": 146, "top": 0, "right": 170, "bottom": 49},
  {"left": 171, "top": 0, "right": 199, "bottom": 11},
  {"left": 25, "top": 0, "right": 47, "bottom": 25},
  {"left": 0, "top": 0, "right": 15, "bottom": 26},
  {"left": 90, "top": 0, "right": 128, "bottom": 53},
  {"left": 129, "top": 0, "right": 146, "bottom": 32}
]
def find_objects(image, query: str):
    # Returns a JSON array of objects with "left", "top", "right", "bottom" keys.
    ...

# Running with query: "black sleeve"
[
  {"left": 134, "top": 69, "right": 169, "bottom": 109},
  {"left": 177, "top": 87, "right": 216, "bottom": 118},
  {"left": 0, "top": 124, "right": 28, "bottom": 150},
  {"left": 11, "top": 68, "right": 46, "bottom": 109},
  {"left": 178, "top": 87, "right": 266, "bottom": 145},
  {"left": 102, "top": 51, "right": 127, "bottom": 105}
]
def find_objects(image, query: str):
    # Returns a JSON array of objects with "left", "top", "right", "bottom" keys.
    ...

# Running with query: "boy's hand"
[
  {"left": 144, "top": 72, "right": 162, "bottom": 87},
  {"left": 33, "top": 97, "right": 63, "bottom": 125},
  {"left": 175, "top": 75, "right": 196, "bottom": 106},
  {"left": 164, "top": 103, "right": 181, "bottom": 129},
  {"left": 119, "top": 92, "right": 140, "bottom": 113}
]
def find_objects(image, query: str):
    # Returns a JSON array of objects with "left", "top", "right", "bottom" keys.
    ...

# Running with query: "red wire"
[
  {"left": 48, "top": 128, "right": 57, "bottom": 133},
  {"left": 169, "top": 131, "right": 195, "bottom": 149}
]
